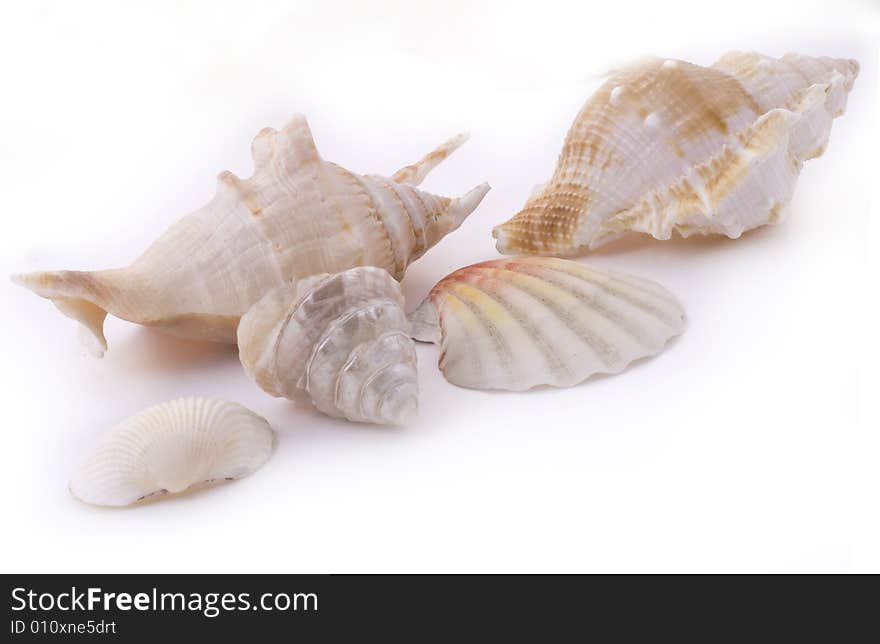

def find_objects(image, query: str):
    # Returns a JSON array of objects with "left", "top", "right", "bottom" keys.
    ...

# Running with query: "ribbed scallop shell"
[
  {"left": 411, "top": 257, "right": 685, "bottom": 391},
  {"left": 70, "top": 397, "right": 274, "bottom": 507},
  {"left": 238, "top": 266, "right": 417, "bottom": 424},
  {"left": 493, "top": 52, "right": 859, "bottom": 255},
  {"left": 14, "top": 115, "right": 489, "bottom": 356}
]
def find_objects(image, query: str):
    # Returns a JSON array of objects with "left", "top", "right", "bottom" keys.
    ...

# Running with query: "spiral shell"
[
  {"left": 14, "top": 115, "right": 489, "bottom": 356},
  {"left": 411, "top": 257, "right": 685, "bottom": 391},
  {"left": 493, "top": 52, "right": 859, "bottom": 255},
  {"left": 69, "top": 397, "right": 274, "bottom": 507},
  {"left": 238, "top": 267, "right": 417, "bottom": 425}
]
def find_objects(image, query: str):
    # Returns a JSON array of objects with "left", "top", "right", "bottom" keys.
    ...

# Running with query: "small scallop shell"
[
  {"left": 411, "top": 257, "right": 685, "bottom": 391},
  {"left": 238, "top": 266, "right": 417, "bottom": 425},
  {"left": 14, "top": 114, "right": 489, "bottom": 356},
  {"left": 70, "top": 397, "right": 274, "bottom": 507},
  {"left": 493, "top": 52, "right": 859, "bottom": 255}
]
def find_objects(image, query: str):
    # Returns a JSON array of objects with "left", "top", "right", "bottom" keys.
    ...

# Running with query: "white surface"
[{"left": 1, "top": 0, "right": 877, "bottom": 573}]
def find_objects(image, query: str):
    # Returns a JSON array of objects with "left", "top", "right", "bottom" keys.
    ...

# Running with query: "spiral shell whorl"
[{"left": 238, "top": 267, "right": 418, "bottom": 425}]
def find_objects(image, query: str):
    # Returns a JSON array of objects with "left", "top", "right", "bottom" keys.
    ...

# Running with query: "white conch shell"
[
  {"left": 14, "top": 115, "right": 490, "bottom": 356},
  {"left": 69, "top": 397, "right": 274, "bottom": 507},
  {"left": 493, "top": 52, "right": 859, "bottom": 255},
  {"left": 238, "top": 266, "right": 417, "bottom": 425},
  {"left": 411, "top": 257, "right": 685, "bottom": 391}
]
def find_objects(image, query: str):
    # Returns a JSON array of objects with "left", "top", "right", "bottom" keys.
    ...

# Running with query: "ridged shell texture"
[
  {"left": 412, "top": 257, "right": 685, "bottom": 391},
  {"left": 69, "top": 397, "right": 274, "bottom": 506},
  {"left": 238, "top": 267, "right": 417, "bottom": 424},
  {"left": 493, "top": 52, "right": 859, "bottom": 255},
  {"left": 14, "top": 115, "right": 489, "bottom": 355}
]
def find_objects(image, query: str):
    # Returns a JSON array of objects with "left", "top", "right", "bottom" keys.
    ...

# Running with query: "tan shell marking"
[
  {"left": 493, "top": 52, "right": 858, "bottom": 255},
  {"left": 14, "top": 116, "right": 489, "bottom": 356}
]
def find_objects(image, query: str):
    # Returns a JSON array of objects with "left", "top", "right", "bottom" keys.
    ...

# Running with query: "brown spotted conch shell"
[{"left": 492, "top": 52, "right": 859, "bottom": 255}]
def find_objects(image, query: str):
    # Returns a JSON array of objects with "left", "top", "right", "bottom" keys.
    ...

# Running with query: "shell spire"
[
  {"left": 425, "top": 182, "right": 492, "bottom": 251},
  {"left": 238, "top": 267, "right": 418, "bottom": 425},
  {"left": 13, "top": 114, "right": 489, "bottom": 355},
  {"left": 492, "top": 52, "right": 859, "bottom": 255}
]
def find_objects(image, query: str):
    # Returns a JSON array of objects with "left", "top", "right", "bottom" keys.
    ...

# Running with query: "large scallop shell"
[
  {"left": 411, "top": 257, "right": 685, "bottom": 391},
  {"left": 14, "top": 115, "right": 490, "bottom": 356},
  {"left": 492, "top": 52, "right": 859, "bottom": 255},
  {"left": 70, "top": 397, "right": 274, "bottom": 507},
  {"left": 238, "top": 266, "right": 417, "bottom": 425}
]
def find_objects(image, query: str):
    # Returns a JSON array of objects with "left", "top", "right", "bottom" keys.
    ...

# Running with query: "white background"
[{"left": 1, "top": 1, "right": 877, "bottom": 573}]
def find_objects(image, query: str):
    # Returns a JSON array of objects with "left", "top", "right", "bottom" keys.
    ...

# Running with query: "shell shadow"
[
  {"left": 580, "top": 224, "right": 787, "bottom": 260},
  {"left": 110, "top": 327, "right": 239, "bottom": 374},
  {"left": 268, "top": 396, "right": 412, "bottom": 439},
  {"left": 400, "top": 267, "right": 440, "bottom": 313}
]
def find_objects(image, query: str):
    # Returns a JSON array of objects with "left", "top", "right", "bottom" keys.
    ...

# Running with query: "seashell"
[
  {"left": 238, "top": 266, "right": 417, "bottom": 424},
  {"left": 14, "top": 115, "right": 490, "bottom": 356},
  {"left": 492, "top": 52, "right": 859, "bottom": 255},
  {"left": 70, "top": 397, "right": 274, "bottom": 507},
  {"left": 411, "top": 257, "right": 685, "bottom": 391}
]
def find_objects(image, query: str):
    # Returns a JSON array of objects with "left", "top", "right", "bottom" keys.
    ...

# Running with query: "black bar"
[{"left": 3, "top": 574, "right": 876, "bottom": 640}]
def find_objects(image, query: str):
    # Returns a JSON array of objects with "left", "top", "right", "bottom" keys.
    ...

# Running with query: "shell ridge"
[
  {"left": 493, "top": 52, "right": 858, "bottom": 254},
  {"left": 352, "top": 354, "right": 411, "bottom": 420},
  {"left": 70, "top": 397, "right": 273, "bottom": 506},
  {"left": 17, "top": 114, "right": 486, "bottom": 353},
  {"left": 470, "top": 268, "right": 622, "bottom": 372},
  {"left": 331, "top": 164, "right": 397, "bottom": 271},
  {"left": 457, "top": 271, "right": 580, "bottom": 384},
  {"left": 381, "top": 180, "right": 429, "bottom": 254},
  {"left": 350, "top": 172, "right": 410, "bottom": 275},
  {"left": 536, "top": 261, "right": 685, "bottom": 327},
  {"left": 371, "top": 175, "right": 420, "bottom": 244},
  {"left": 332, "top": 329, "right": 412, "bottom": 413},
  {"left": 239, "top": 267, "right": 417, "bottom": 424},
  {"left": 493, "top": 263, "right": 679, "bottom": 347},
  {"left": 603, "top": 106, "right": 799, "bottom": 240},
  {"left": 428, "top": 258, "right": 685, "bottom": 391},
  {"left": 301, "top": 296, "right": 401, "bottom": 392},
  {"left": 269, "top": 274, "right": 337, "bottom": 391},
  {"left": 444, "top": 281, "right": 523, "bottom": 377},
  {"left": 436, "top": 289, "right": 494, "bottom": 384},
  {"left": 373, "top": 375, "right": 418, "bottom": 421}
]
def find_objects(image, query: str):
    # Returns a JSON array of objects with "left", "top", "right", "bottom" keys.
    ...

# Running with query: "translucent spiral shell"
[{"left": 238, "top": 267, "right": 418, "bottom": 425}]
